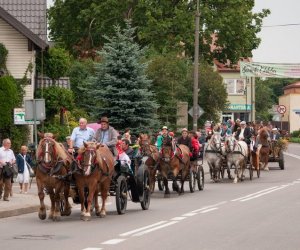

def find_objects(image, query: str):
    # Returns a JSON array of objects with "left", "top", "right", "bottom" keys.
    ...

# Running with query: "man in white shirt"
[{"left": 0, "top": 138, "right": 16, "bottom": 201}]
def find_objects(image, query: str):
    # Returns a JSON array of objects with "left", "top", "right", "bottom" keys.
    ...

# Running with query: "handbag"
[
  {"left": 3, "top": 163, "right": 14, "bottom": 178},
  {"left": 26, "top": 161, "right": 35, "bottom": 177}
]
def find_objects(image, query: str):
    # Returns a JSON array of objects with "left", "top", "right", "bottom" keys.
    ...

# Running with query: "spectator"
[
  {"left": 122, "top": 128, "right": 131, "bottom": 144},
  {"left": 16, "top": 145, "right": 33, "bottom": 194},
  {"left": 177, "top": 128, "right": 192, "bottom": 152},
  {"left": 0, "top": 138, "right": 16, "bottom": 201},
  {"left": 121, "top": 139, "right": 134, "bottom": 159}
]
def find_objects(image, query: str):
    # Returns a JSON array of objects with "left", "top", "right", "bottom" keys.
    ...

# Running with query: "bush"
[
  {"left": 291, "top": 130, "right": 300, "bottom": 138},
  {"left": 289, "top": 137, "right": 300, "bottom": 143}
]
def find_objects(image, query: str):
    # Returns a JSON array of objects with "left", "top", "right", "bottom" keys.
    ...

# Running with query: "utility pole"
[{"left": 193, "top": 0, "right": 200, "bottom": 131}]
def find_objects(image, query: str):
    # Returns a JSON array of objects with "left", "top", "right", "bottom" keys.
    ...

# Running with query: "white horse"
[
  {"left": 225, "top": 135, "right": 248, "bottom": 183},
  {"left": 204, "top": 132, "right": 225, "bottom": 182}
]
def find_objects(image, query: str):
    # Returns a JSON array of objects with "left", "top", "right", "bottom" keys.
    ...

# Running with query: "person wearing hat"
[
  {"left": 94, "top": 116, "right": 118, "bottom": 157},
  {"left": 220, "top": 122, "right": 232, "bottom": 140},
  {"left": 270, "top": 127, "right": 280, "bottom": 141},
  {"left": 68, "top": 118, "right": 95, "bottom": 154},
  {"left": 232, "top": 119, "right": 241, "bottom": 133},
  {"left": 155, "top": 126, "right": 171, "bottom": 151},
  {"left": 235, "top": 121, "right": 251, "bottom": 145},
  {"left": 177, "top": 128, "right": 192, "bottom": 152}
]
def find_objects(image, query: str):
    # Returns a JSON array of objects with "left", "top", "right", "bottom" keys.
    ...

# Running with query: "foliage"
[
  {"left": 68, "top": 59, "right": 95, "bottom": 108},
  {"left": 48, "top": 0, "right": 269, "bottom": 63},
  {"left": 85, "top": 21, "right": 159, "bottom": 133},
  {"left": 198, "top": 62, "right": 228, "bottom": 124},
  {"left": 255, "top": 79, "right": 274, "bottom": 121},
  {"left": 0, "top": 76, "right": 30, "bottom": 151},
  {"left": 146, "top": 53, "right": 192, "bottom": 128},
  {"left": 0, "top": 42, "right": 8, "bottom": 70},
  {"left": 291, "top": 129, "right": 300, "bottom": 138},
  {"left": 36, "top": 47, "right": 71, "bottom": 81},
  {"left": 289, "top": 137, "right": 300, "bottom": 143},
  {"left": 35, "top": 86, "right": 75, "bottom": 122}
]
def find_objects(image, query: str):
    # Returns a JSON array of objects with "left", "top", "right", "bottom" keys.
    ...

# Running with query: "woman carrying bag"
[{"left": 16, "top": 145, "right": 34, "bottom": 194}]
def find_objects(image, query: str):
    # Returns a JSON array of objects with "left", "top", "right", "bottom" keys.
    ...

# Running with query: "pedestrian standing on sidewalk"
[
  {"left": 0, "top": 138, "right": 16, "bottom": 201},
  {"left": 16, "top": 145, "right": 33, "bottom": 194}
]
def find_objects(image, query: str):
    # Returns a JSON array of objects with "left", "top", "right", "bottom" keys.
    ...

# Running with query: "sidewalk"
[{"left": 0, "top": 161, "right": 210, "bottom": 219}]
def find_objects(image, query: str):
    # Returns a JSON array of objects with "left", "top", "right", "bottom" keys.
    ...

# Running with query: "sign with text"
[
  {"left": 226, "top": 104, "right": 252, "bottom": 111},
  {"left": 14, "top": 108, "right": 40, "bottom": 125},
  {"left": 240, "top": 62, "right": 300, "bottom": 78}
]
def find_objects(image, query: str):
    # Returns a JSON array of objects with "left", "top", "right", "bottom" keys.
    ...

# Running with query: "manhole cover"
[{"left": 13, "top": 235, "right": 54, "bottom": 240}]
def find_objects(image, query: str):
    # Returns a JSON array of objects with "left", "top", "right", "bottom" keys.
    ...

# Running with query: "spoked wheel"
[
  {"left": 279, "top": 151, "right": 285, "bottom": 170},
  {"left": 139, "top": 169, "right": 151, "bottom": 210},
  {"left": 116, "top": 175, "right": 128, "bottom": 215},
  {"left": 197, "top": 165, "right": 205, "bottom": 191},
  {"left": 189, "top": 167, "right": 196, "bottom": 193}
]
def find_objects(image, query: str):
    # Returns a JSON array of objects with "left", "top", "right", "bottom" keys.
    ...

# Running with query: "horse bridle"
[
  {"left": 77, "top": 147, "right": 98, "bottom": 174},
  {"left": 210, "top": 134, "right": 222, "bottom": 152},
  {"left": 38, "top": 138, "right": 58, "bottom": 168}
]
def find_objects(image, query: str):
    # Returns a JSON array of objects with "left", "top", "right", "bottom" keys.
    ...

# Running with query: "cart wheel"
[
  {"left": 60, "top": 199, "right": 65, "bottom": 214},
  {"left": 249, "top": 163, "right": 253, "bottom": 180},
  {"left": 257, "top": 165, "right": 260, "bottom": 178},
  {"left": 189, "top": 167, "right": 196, "bottom": 193},
  {"left": 197, "top": 165, "right": 205, "bottom": 191},
  {"left": 116, "top": 175, "right": 127, "bottom": 214},
  {"left": 279, "top": 151, "right": 285, "bottom": 170},
  {"left": 157, "top": 175, "right": 165, "bottom": 191},
  {"left": 139, "top": 169, "right": 151, "bottom": 210}
]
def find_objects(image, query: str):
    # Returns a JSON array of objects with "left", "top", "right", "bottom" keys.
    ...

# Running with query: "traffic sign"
[
  {"left": 277, "top": 105, "right": 286, "bottom": 114},
  {"left": 188, "top": 105, "right": 204, "bottom": 118}
]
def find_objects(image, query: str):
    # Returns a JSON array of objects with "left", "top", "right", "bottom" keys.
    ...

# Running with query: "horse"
[
  {"left": 139, "top": 134, "right": 159, "bottom": 193},
  {"left": 204, "top": 132, "right": 225, "bottom": 182},
  {"left": 225, "top": 135, "right": 249, "bottom": 183},
  {"left": 36, "top": 132, "right": 73, "bottom": 221},
  {"left": 159, "top": 136, "right": 190, "bottom": 197},
  {"left": 257, "top": 128, "right": 270, "bottom": 171},
  {"left": 75, "top": 142, "right": 114, "bottom": 221}
]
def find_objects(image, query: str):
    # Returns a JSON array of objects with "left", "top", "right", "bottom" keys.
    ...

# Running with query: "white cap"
[{"left": 240, "top": 121, "right": 246, "bottom": 125}]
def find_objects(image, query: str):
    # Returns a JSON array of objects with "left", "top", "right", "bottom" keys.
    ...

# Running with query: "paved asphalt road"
[{"left": 1, "top": 143, "right": 300, "bottom": 250}]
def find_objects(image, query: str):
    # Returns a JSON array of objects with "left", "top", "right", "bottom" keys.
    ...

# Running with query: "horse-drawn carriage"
[
  {"left": 268, "top": 139, "right": 287, "bottom": 170},
  {"left": 35, "top": 133, "right": 150, "bottom": 221}
]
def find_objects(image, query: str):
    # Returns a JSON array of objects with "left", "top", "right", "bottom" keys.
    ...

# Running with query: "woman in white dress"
[{"left": 16, "top": 146, "right": 33, "bottom": 194}]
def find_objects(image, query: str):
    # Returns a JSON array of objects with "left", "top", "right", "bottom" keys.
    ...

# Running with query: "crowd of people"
[{"left": 0, "top": 115, "right": 284, "bottom": 202}]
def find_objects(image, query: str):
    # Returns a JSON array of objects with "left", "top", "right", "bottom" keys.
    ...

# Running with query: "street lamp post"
[{"left": 193, "top": 0, "right": 200, "bottom": 131}]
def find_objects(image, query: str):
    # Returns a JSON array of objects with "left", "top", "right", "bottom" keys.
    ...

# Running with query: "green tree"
[
  {"left": 36, "top": 47, "right": 71, "bottom": 82},
  {"left": 255, "top": 79, "right": 274, "bottom": 121},
  {"left": 198, "top": 62, "right": 228, "bottom": 124},
  {"left": 146, "top": 53, "right": 193, "bottom": 128},
  {"left": 0, "top": 43, "right": 8, "bottom": 74},
  {"left": 85, "top": 21, "right": 159, "bottom": 133},
  {"left": 48, "top": 0, "right": 269, "bottom": 63},
  {"left": 35, "top": 86, "right": 75, "bottom": 124}
]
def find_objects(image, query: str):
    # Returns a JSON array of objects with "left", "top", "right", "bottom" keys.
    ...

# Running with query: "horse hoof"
[
  {"left": 99, "top": 213, "right": 106, "bottom": 218},
  {"left": 38, "top": 212, "right": 47, "bottom": 220},
  {"left": 53, "top": 216, "right": 61, "bottom": 222},
  {"left": 81, "top": 215, "right": 91, "bottom": 221},
  {"left": 62, "top": 209, "right": 72, "bottom": 216},
  {"left": 164, "top": 193, "right": 170, "bottom": 198}
]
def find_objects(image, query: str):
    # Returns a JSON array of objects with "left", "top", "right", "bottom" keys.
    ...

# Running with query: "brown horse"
[
  {"left": 159, "top": 136, "right": 190, "bottom": 197},
  {"left": 75, "top": 142, "right": 114, "bottom": 221},
  {"left": 36, "top": 132, "right": 72, "bottom": 221},
  {"left": 139, "top": 134, "right": 159, "bottom": 193},
  {"left": 258, "top": 128, "right": 270, "bottom": 171}
]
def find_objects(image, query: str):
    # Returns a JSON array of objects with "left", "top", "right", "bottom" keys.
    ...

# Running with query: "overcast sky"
[
  {"left": 47, "top": 0, "right": 300, "bottom": 64},
  {"left": 253, "top": 0, "right": 300, "bottom": 63}
]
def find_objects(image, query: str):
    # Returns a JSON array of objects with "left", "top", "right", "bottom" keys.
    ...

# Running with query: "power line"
[{"left": 262, "top": 23, "right": 300, "bottom": 28}]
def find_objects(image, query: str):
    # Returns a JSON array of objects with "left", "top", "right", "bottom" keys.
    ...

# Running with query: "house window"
[{"left": 224, "top": 79, "right": 245, "bottom": 95}]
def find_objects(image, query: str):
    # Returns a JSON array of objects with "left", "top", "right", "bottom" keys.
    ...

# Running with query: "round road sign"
[{"left": 277, "top": 105, "right": 286, "bottom": 114}]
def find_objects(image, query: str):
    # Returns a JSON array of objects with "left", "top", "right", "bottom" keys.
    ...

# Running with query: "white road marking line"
[
  {"left": 190, "top": 201, "right": 227, "bottom": 213},
  {"left": 133, "top": 221, "right": 179, "bottom": 237},
  {"left": 101, "top": 238, "right": 126, "bottom": 245},
  {"left": 181, "top": 212, "right": 197, "bottom": 217},
  {"left": 284, "top": 152, "right": 300, "bottom": 160},
  {"left": 119, "top": 221, "right": 167, "bottom": 237},
  {"left": 231, "top": 186, "right": 279, "bottom": 201},
  {"left": 82, "top": 248, "right": 102, "bottom": 250},
  {"left": 240, "top": 186, "right": 287, "bottom": 202},
  {"left": 200, "top": 207, "right": 218, "bottom": 213},
  {"left": 171, "top": 217, "right": 186, "bottom": 221}
]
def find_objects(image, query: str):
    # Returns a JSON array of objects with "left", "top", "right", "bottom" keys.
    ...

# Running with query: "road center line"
[
  {"left": 231, "top": 186, "right": 279, "bottom": 201},
  {"left": 284, "top": 152, "right": 300, "bottom": 160},
  {"left": 101, "top": 238, "right": 126, "bottom": 245},
  {"left": 240, "top": 186, "right": 287, "bottom": 202},
  {"left": 181, "top": 212, "right": 197, "bottom": 217},
  {"left": 190, "top": 201, "right": 227, "bottom": 213},
  {"left": 171, "top": 217, "right": 186, "bottom": 221},
  {"left": 119, "top": 221, "right": 167, "bottom": 237},
  {"left": 200, "top": 207, "right": 219, "bottom": 213},
  {"left": 133, "top": 221, "right": 179, "bottom": 237}
]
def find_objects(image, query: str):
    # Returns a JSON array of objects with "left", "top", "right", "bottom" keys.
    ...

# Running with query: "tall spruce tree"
[{"left": 86, "top": 21, "right": 159, "bottom": 133}]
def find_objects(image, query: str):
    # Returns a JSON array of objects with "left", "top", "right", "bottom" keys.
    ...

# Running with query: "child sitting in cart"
[
  {"left": 116, "top": 140, "right": 133, "bottom": 173},
  {"left": 189, "top": 131, "right": 201, "bottom": 161}
]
